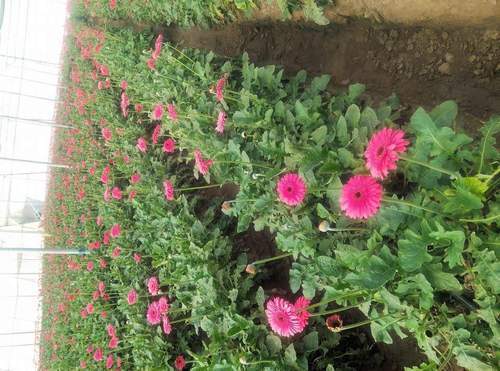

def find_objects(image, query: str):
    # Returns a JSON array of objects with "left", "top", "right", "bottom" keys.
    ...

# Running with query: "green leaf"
[
  {"left": 256, "top": 286, "right": 265, "bottom": 308},
  {"left": 316, "top": 203, "right": 330, "bottom": 219},
  {"left": 345, "top": 104, "right": 361, "bottom": 128},
  {"left": 311, "top": 125, "right": 328, "bottom": 145},
  {"left": 310, "top": 75, "right": 331, "bottom": 94},
  {"left": 302, "top": 0, "right": 329, "bottom": 25},
  {"left": 289, "top": 268, "right": 302, "bottom": 294},
  {"left": 360, "top": 107, "right": 379, "bottom": 130},
  {"left": 266, "top": 334, "right": 282, "bottom": 354},
  {"left": 284, "top": 344, "right": 297, "bottom": 365},
  {"left": 346, "top": 255, "right": 396, "bottom": 289},
  {"left": 422, "top": 263, "right": 462, "bottom": 292},
  {"left": 443, "top": 185, "right": 483, "bottom": 216},
  {"left": 398, "top": 237, "right": 432, "bottom": 272},
  {"left": 347, "top": 83, "right": 365, "bottom": 103},
  {"left": 429, "top": 227, "right": 465, "bottom": 268},
  {"left": 477, "top": 115, "right": 500, "bottom": 173},
  {"left": 454, "top": 345, "right": 494, "bottom": 371},
  {"left": 395, "top": 274, "right": 434, "bottom": 310},
  {"left": 430, "top": 100, "right": 458, "bottom": 127},
  {"left": 295, "top": 100, "right": 308, "bottom": 123},
  {"left": 303, "top": 331, "right": 319, "bottom": 351},
  {"left": 336, "top": 115, "right": 348, "bottom": 145}
]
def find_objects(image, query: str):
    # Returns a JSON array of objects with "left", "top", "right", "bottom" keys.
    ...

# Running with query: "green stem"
[
  {"left": 306, "top": 290, "right": 366, "bottom": 310},
  {"left": 177, "top": 184, "right": 222, "bottom": 192},
  {"left": 339, "top": 314, "right": 399, "bottom": 332},
  {"left": 400, "top": 155, "right": 458, "bottom": 178},
  {"left": 250, "top": 253, "right": 292, "bottom": 266},
  {"left": 311, "top": 300, "right": 371, "bottom": 317},
  {"left": 383, "top": 197, "right": 443, "bottom": 216},
  {"left": 459, "top": 214, "right": 500, "bottom": 223}
]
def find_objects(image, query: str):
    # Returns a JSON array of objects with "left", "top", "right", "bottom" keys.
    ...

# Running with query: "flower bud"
[
  {"left": 318, "top": 221, "right": 330, "bottom": 232},
  {"left": 245, "top": 264, "right": 256, "bottom": 275},
  {"left": 221, "top": 201, "right": 232, "bottom": 213}
]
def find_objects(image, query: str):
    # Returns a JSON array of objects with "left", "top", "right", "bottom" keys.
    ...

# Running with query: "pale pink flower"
[
  {"left": 146, "top": 302, "right": 161, "bottom": 325},
  {"left": 276, "top": 173, "right": 307, "bottom": 206},
  {"left": 135, "top": 103, "right": 143, "bottom": 113},
  {"left": 147, "top": 57, "right": 156, "bottom": 70},
  {"left": 111, "top": 246, "right": 121, "bottom": 258},
  {"left": 136, "top": 137, "right": 147, "bottom": 153},
  {"left": 101, "top": 127, "right": 112, "bottom": 141},
  {"left": 86, "top": 303, "right": 94, "bottom": 314},
  {"left": 339, "top": 175, "right": 383, "bottom": 219},
  {"left": 216, "top": 76, "right": 226, "bottom": 102},
  {"left": 100, "top": 166, "right": 110, "bottom": 184},
  {"left": 103, "top": 187, "right": 111, "bottom": 202},
  {"left": 162, "top": 138, "right": 176, "bottom": 153},
  {"left": 147, "top": 276, "right": 159, "bottom": 296},
  {"left": 106, "top": 324, "right": 116, "bottom": 337},
  {"left": 120, "top": 80, "right": 128, "bottom": 90},
  {"left": 120, "top": 92, "right": 129, "bottom": 118},
  {"left": 152, "top": 124, "right": 161, "bottom": 144},
  {"left": 157, "top": 297, "right": 169, "bottom": 314},
  {"left": 364, "top": 128, "right": 409, "bottom": 179},
  {"left": 152, "top": 34, "right": 164, "bottom": 59},
  {"left": 194, "top": 149, "right": 213, "bottom": 176},
  {"left": 110, "top": 223, "right": 121, "bottom": 238},
  {"left": 87, "top": 261, "right": 94, "bottom": 271},
  {"left": 167, "top": 103, "right": 178, "bottom": 122},
  {"left": 162, "top": 315, "right": 172, "bottom": 335},
  {"left": 133, "top": 253, "right": 141, "bottom": 264},
  {"left": 111, "top": 187, "right": 122, "bottom": 200},
  {"left": 265, "top": 297, "right": 302, "bottom": 337},
  {"left": 215, "top": 111, "right": 226, "bottom": 134},
  {"left": 127, "top": 289, "right": 137, "bottom": 305},
  {"left": 130, "top": 172, "right": 141, "bottom": 184},
  {"left": 151, "top": 103, "right": 164, "bottom": 121}
]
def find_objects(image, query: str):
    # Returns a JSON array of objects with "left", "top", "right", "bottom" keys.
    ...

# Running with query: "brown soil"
[
  {"left": 169, "top": 22, "right": 500, "bottom": 128},
  {"left": 252, "top": 0, "right": 500, "bottom": 27}
]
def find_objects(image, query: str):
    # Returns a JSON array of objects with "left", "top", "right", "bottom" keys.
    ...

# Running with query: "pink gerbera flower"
[
  {"left": 194, "top": 149, "right": 213, "bottom": 175},
  {"left": 130, "top": 172, "right": 141, "bottom": 184},
  {"left": 101, "top": 127, "right": 112, "bottom": 141},
  {"left": 215, "top": 111, "right": 226, "bottom": 134},
  {"left": 127, "top": 289, "right": 137, "bottom": 305},
  {"left": 111, "top": 187, "right": 122, "bottom": 200},
  {"left": 364, "top": 128, "right": 409, "bottom": 179},
  {"left": 162, "top": 315, "right": 172, "bottom": 335},
  {"left": 276, "top": 173, "right": 307, "bottom": 206},
  {"left": 157, "top": 297, "right": 169, "bottom": 314},
  {"left": 167, "top": 103, "right": 178, "bottom": 122},
  {"left": 152, "top": 124, "right": 161, "bottom": 145},
  {"left": 151, "top": 103, "right": 164, "bottom": 121},
  {"left": 152, "top": 34, "right": 164, "bottom": 60},
  {"left": 174, "top": 355, "right": 186, "bottom": 370},
  {"left": 162, "top": 138, "right": 176, "bottom": 153},
  {"left": 93, "top": 348, "right": 103, "bottom": 362},
  {"left": 108, "top": 336, "right": 118, "bottom": 349},
  {"left": 293, "top": 296, "right": 311, "bottom": 331},
  {"left": 110, "top": 223, "right": 121, "bottom": 238},
  {"left": 147, "top": 302, "right": 161, "bottom": 325},
  {"left": 163, "top": 180, "right": 174, "bottom": 201},
  {"left": 340, "top": 175, "right": 383, "bottom": 219},
  {"left": 215, "top": 76, "right": 226, "bottom": 102},
  {"left": 265, "top": 297, "right": 302, "bottom": 337},
  {"left": 136, "top": 137, "right": 147, "bottom": 153},
  {"left": 120, "top": 92, "right": 129, "bottom": 118},
  {"left": 147, "top": 276, "right": 159, "bottom": 296},
  {"left": 105, "top": 354, "right": 113, "bottom": 369}
]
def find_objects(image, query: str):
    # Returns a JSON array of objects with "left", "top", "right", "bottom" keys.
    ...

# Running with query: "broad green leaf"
[
  {"left": 316, "top": 203, "right": 330, "bottom": 219},
  {"left": 347, "top": 83, "right": 365, "bottom": 102},
  {"left": 302, "top": 0, "right": 329, "bottom": 25},
  {"left": 395, "top": 274, "right": 434, "bottom": 310},
  {"left": 345, "top": 104, "right": 361, "bottom": 128},
  {"left": 336, "top": 115, "right": 348, "bottom": 145},
  {"left": 310, "top": 75, "right": 331, "bottom": 94},
  {"left": 477, "top": 115, "right": 500, "bottom": 173},
  {"left": 311, "top": 125, "right": 327, "bottom": 144},
  {"left": 430, "top": 100, "right": 458, "bottom": 127},
  {"left": 284, "top": 344, "right": 297, "bottom": 365},
  {"left": 346, "top": 255, "right": 396, "bottom": 289},
  {"left": 422, "top": 263, "right": 462, "bottom": 292},
  {"left": 429, "top": 227, "right": 465, "bottom": 268},
  {"left": 265, "top": 334, "right": 282, "bottom": 354},
  {"left": 303, "top": 331, "right": 319, "bottom": 351},
  {"left": 454, "top": 346, "right": 494, "bottom": 371},
  {"left": 398, "top": 237, "right": 432, "bottom": 272}
]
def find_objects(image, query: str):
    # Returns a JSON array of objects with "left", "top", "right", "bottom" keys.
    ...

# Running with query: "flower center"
[
  {"left": 287, "top": 186, "right": 293, "bottom": 193},
  {"left": 354, "top": 191, "right": 362, "bottom": 199},
  {"left": 377, "top": 147, "right": 385, "bottom": 157}
]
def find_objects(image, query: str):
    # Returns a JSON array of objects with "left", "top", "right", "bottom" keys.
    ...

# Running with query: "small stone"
[
  {"left": 445, "top": 53, "right": 454, "bottom": 63},
  {"left": 438, "top": 62, "right": 451, "bottom": 75}
]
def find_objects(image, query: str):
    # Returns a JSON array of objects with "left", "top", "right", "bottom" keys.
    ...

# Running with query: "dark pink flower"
[
  {"left": 293, "top": 296, "right": 311, "bottom": 331},
  {"left": 130, "top": 172, "right": 141, "bottom": 184},
  {"left": 108, "top": 0, "right": 116, "bottom": 10},
  {"left": 152, "top": 34, "right": 164, "bottom": 59},
  {"left": 110, "top": 223, "right": 121, "bottom": 238},
  {"left": 147, "top": 276, "right": 159, "bottom": 296},
  {"left": 265, "top": 297, "right": 302, "bottom": 337},
  {"left": 146, "top": 302, "right": 161, "bottom": 325},
  {"left": 215, "top": 111, "right": 226, "bottom": 134},
  {"left": 167, "top": 103, "right": 178, "bottom": 122},
  {"left": 151, "top": 104, "right": 164, "bottom": 121},
  {"left": 194, "top": 149, "right": 213, "bottom": 176},
  {"left": 93, "top": 348, "right": 103, "bottom": 362},
  {"left": 86, "top": 303, "right": 94, "bottom": 314},
  {"left": 162, "top": 315, "right": 172, "bottom": 335},
  {"left": 101, "top": 127, "right": 112, "bottom": 141},
  {"left": 101, "top": 166, "right": 110, "bottom": 184},
  {"left": 162, "top": 138, "right": 176, "bottom": 153},
  {"left": 111, "top": 187, "right": 122, "bottom": 200},
  {"left": 174, "top": 355, "right": 186, "bottom": 370},
  {"left": 364, "top": 128, "right": 409, "bottom": 179},
  {"left": 340, "top": 175, "right": 383, "bottom": 219},
  {"left": 108, "top": 336, "right": 118, "bottom": 349},
  {"left": 216, "top": 76, "right": 226, "bottom": 102},
  {"left": 105, "top": 354, "right": 113, "bottom": 369},
  {"left": 152, "top": 124, "right": 161, "bottom": 145},
  {"left": 127, "top": 289, "right": 137, "bottom": 305},
  {"left": 276, "top": 173, "right": 307, "bottom": 206},
  {"left": 133, "top": 253, "right": 142, "bottom": 264},
  {"left": 106, "top": 324, "right": 116, "bottom": 337},
  {"left": 87, "top": 261, "right": 94, "bottom": 271}
]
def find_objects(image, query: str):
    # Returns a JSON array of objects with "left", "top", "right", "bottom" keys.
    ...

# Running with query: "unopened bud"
[
  {"left": 221, "top": 201, "right": 232, "bottom": 213},
  {"left": 245, "top": 264, "right": 256, "bottom": 275},
  {"left": 318, "top": 221, "right": 330, "bottom": 232},
  {"left": 239, "top": 357, "right": 248, "bottom": 365}
]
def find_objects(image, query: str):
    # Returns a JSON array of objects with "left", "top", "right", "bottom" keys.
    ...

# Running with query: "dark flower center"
[
  {"left": 377, "top": 147, "right": 385, "bottom": 156},
  {"left": 287, "top": 186, "right": 293, "bottom": 193},
  {"left": 354, "top": 191, "right": 362, "bottom": 199}
]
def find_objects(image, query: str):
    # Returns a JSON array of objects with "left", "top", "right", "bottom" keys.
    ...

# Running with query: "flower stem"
[
  {"left": 310, "top": 300, "right": 371, "bottom": 317},
  {"left": 338, "top": 314, "right": 400, "bottom": 332},
  {"left": 306, "top": 290, "right": 366, "bottom": 310},
  {"left": 176, "top": 184, "right": 222, "bottom": 192},
  {"left": 400, "top": 155, "right": 458, "bottom": 178},
  {"left": 459, "top": 214, "right": 500, "bottom": 223},
  {"left": 382, "top": 197, "right": 443, "bottom": 216},
  {"left": 250, "top": 253, "right": 292, "bottom": 266}
]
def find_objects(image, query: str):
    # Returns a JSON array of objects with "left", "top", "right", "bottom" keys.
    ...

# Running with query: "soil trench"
[{"left": 168, "top": 22, "right": 500, "bottom": 127}]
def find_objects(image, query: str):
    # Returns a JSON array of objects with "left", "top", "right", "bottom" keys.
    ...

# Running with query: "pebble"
[
  {"left": 445, "top": 53, "right": 454, "bottom": 63},
  {"left": 438, "top": 62, "right": 451, "bottom": 75}
]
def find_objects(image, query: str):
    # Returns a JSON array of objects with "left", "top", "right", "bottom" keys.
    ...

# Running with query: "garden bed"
[{"left": 39, "top": 1, "right": 499, "bottom": 370}]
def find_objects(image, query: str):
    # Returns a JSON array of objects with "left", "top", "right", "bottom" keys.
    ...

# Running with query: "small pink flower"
[
  {"left": 365, "top": 128, "right": 409, "bottom": 179},
  {"left": 109, "top": 0, "right": 116, "bottom": 10},
  {"left": 136, "top": 137, "right": 147, "bottom": 153},
  {"left": 151, "top": 103, "right": 164, "bottom": 121},
  {"left": 80, "top": 360, "right": 87, "bottom": 369},
  {"left": 86, "top": 345, "right": 94, "bottom": 354},
  {"left": 167, "top": 103, "right": 178, "bottom": 122},
  {"left": 108, "top": 336, "right": 118, "bottom": 349},
  {"left": 93, "top": 348, "right": 103, "bottom": 362},
  {"left": 135, "top": 103, "right": 143, "bottom": 113},
  {"left": 87, "top": 261, "right": 94, "bottom": 271},
  {"left": 152, "top": 124, "right": 161, "bottom": 145},
  {"left": 81, "top": 309, "right": 88, "bottom": 319},
  {"left": 127, "top": 289, "right": 138, "bottom": 305},
  {"left": 120, "top": 92, "right": 130, "bottom": 118},
  {"left": 339, "top": 175, "right": 383, "bottom": 219},
  {"left": 98, "top": 281, "right": 106, "bottom": 295},
  {"left": 100, "top": 65, "right": 109, "bottom": 77},
  {"left": 152, "top": 34, "right": 164, "bottom": 59},
  {"left": 86, "top": 303, "right": 94, "bottom": 314},
  {"left": 106, "top": 324, "right": 116, "bottom": 337},
  {"left": 265, "top": 297, "right": 302, "bottom": 337},
  {"left": 101, "top": 166, "right": 110, "bottom": 184},
  {"left": 101, "top": 127, "right": 112, "bottom": 141},
  {"left": 92, "top": 291, "right": 100, "bottom": 301},
  {"left": 103, "top": 187, "right": 111, "bottom": 202},
  {"left": 105, "top": 354, "right": 113, "bottom": 369},
  {"left": 276, "top": 173, "right": 307, "bottom": 206},
  {"left": 120, "top": 80, "right": 128, "bottom": 90},
  {"left": 103, "top": 230, "right": 111, "bottom": 245},
  {"left": 147, "top": 57, "right": 156, "bottom": 70},
  {"left": 215, "top": 111, "right": 226, "bottom": 134},
  {"left": 110, "top": 223, "right": 121, "bottom": 238},
  {"left": 131, "top": 172, "right": 141, "bottom": 184},
  {"left": 158, "top": 297, "right": 170, "bottom": 314},
  {"left": 194, "top": 149, "right": 213, "bottom": 176},
  {"left": 147, "top": 276, "right": 159, "bottom": 296},
  {"left": 128, "top": 190, "right": 137, "bottom": 201},
  {"left": 162, "top": 138, "right": 176, "bottom": 153},
  {"left": 162, "top": 315, "right": 172, "bottom": 335},
  {"left": 146, "top": 302, "right": 161, "bottom": 325},
  {"left": 123, "top": 154, "right": 130, "bottom": 163},
  {"left": 174, "top": 355, "right": 186, "bottom": 370},
  {"left": 216, "top": 76, "right": 226, "bottom": 102},
  {"left": 133, "top": 253, "right": 142, "bottom": 264},
  {"left": 96, "top": 216, "right": 103, "bottom": 226},
  {"left": 293, "top": 296, "right": 311, "bottom": 331},
  {"left": 111, "top": 187, "right": 122, "bottom": 200},
  {"left": 163, "top": 180, "right": 174, "bottom": 201},
  {"left": 100, "top": 259, "right": 107, "bottom": 268},
  {"left": 111, "top": 246, "right": 121, "bottom": 258}
]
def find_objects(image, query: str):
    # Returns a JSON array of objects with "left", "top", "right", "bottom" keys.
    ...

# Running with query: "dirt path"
[{"left": 169, "top": 22, "right": 500, "bottom": 127}]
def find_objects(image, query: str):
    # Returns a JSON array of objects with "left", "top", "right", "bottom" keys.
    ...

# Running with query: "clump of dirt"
[{"left": 169, "top": 22, "right": 500, "bottom": 126}]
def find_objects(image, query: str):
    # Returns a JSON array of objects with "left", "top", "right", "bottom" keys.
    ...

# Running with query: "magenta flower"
[
  {"left": 111, "top": 187, "right": 122, "bottom": 200},
  {"left": 110, "top": 224, "right": 121, "bottom": 238},
  {"left": 151, "top": 103, "right": 164, "bottom": 121},
  {"left": 106, "top": 324, "right": 116, "bottom": 337},
  {"left": 105, "top": 354, "right": 113, "bottom": 369},
  {"left": 108, "top": 336, "right": 118, "bottom": 349},
  {"left": 157, "top": 297, "right": 170, "bottom": 315},
  {"left": 215, "top": 111, "right": 226, "bottom": 134},
  {"left": 163, "top": 180, "right": 174, "bottom": 201},
  {"left": 364, "top": 128, "right": 409, "bottom": 179},
  {"left": 162, "top": 315, "right": 172, "bottom": 335},
  {"left": 162, "top": 138, "right": 176, "bottom": 153},
  {"left": 265, "top": 297, "right": 302, "bottom": 337},
  {"left": 276, "top": 173, "right": 307, "bottom": 206},
  {"left": 101, "top": 127, "right": 112, "bottom": 141},
  {"left": 194, "top": 149, "right": 213, "bottom": 175},
  {"left": 130, "top": 172, "right": 141, "bottom": 184},
  {"left": 147, "top": 302, "right": 161, "bottom": 325},
  {"left": 174, "top": 355, "right": 186, "bottom": 370},
  {"left": 152, "top": 124, "right": 161, "bottom": 145},
  {"left": 216, "top": 76, "right": 226, "bottom": 102},
  {"left": 100, "top": 166, "right": 110, "bottom": 184},
  {"left": 340, "top": 175, "right": 383, "bottom": 219},
  {"left": 293, "top": 296, "right": 311, "bottom": 331},
  {"left": 147, "top": 276, "right": 159, "bottom": 296},
  {"left": 120, "top": 92, "right": 129, "bottom": 118},
  {"left": 127, "top": 289, "right": 138, "bottom": 305},
  {"left": 167, "top": 103, "right": 178, "bottom": 122},
  {"left": 93, "top": 347, "right": 103, "bottom": 362},
  {"left": 136, "top": 137, "right": 148, "bottom": 153}
]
